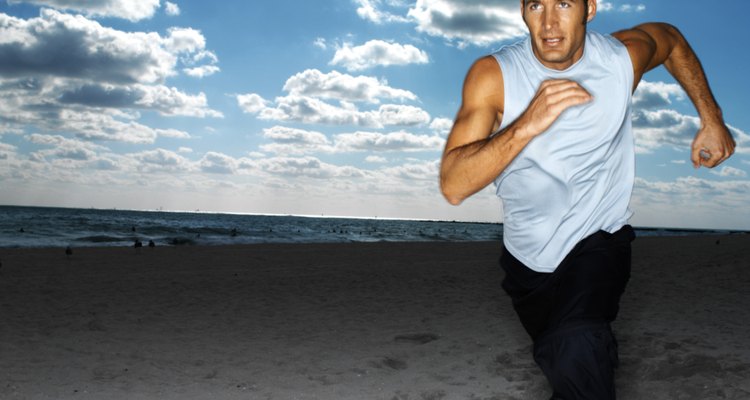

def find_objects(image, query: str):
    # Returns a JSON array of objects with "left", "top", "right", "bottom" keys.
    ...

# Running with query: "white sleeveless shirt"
[{"left": 492, "top": 31, "right": 635, "bottom": 272}]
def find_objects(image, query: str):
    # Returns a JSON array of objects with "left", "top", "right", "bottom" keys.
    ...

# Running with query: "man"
[{"left": 439, "top": 0, "right": 735, "bottom": 398}]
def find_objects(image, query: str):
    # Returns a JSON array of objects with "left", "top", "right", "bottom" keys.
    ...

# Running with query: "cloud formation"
[
  {"left": 598, "top": 1, "right": 646, "bottom": 13},
  {"left": 355, "top": 0, "right": 647, "bottom": 48},
  {"left": 334, "top": 130, "right": 444, "bottom": 152},
  {"left": 632, "top": 80, "right": 749, "bottom": 155},
  {"left": 238, "top": 69, "right": 430, "bottom": 128},
  {"left": 164, "top": 1, "right": 180, "bottom": 16},
  {"left": 258, "top": 126, "right": 443, "bottom": 155},
  {"left": 0, "top": 10, "right": 217, "bottom": 84},
  {"left": 633, "top": 80, "right": 685, "bottom": 110},
  {"left": 0, "top": 9, "right": 221, "bottom": 145},
  {"left": 7, "top": 0, "right": 161, "bottom": 21},
  {"left": 408, "top": 0, "right": 526, "bottom": 47},
  {"left": 330, "top": 40, "right": 429, "bottom": 71},
  {"left": 354, "top": 0, "right": 409, "bottom": 24},
  {"left": 283, "top": 69, "right": 417, "bottom": 103}
]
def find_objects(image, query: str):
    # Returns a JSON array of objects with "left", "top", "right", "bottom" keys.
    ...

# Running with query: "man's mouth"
[{"left": 542, "top": 37, "right": 563, "bottom": 47}]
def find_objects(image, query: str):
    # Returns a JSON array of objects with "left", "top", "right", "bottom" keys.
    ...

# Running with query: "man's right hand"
[{"left": 515, "top": 79, "right": 593, "bottom": 140}]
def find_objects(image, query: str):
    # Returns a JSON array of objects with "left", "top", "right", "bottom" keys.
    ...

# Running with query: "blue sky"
[{"left": 0, "top": 0, "right": 748, "bottom": 230}]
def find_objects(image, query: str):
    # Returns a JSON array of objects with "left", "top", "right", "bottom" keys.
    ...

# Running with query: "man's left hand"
[{"left": 691, "top": 122, "right": 736, "bottom": 168}]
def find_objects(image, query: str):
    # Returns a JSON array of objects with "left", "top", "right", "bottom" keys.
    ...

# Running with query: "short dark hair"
[{"left": 522, "top": 0, "right": 590, "bottom": 24}]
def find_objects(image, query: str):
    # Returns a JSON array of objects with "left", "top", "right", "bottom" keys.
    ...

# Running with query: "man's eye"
[{"left": 559, "top": 2, "right": 571, "bottom": 8}]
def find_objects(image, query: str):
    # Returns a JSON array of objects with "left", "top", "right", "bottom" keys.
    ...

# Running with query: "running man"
[{"left": 439, "top": 0, "right": 735, "bottom": 398}]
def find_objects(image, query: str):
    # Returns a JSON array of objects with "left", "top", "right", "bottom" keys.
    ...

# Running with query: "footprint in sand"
[{"left": 394, "top": 333, "right": 440, "bottom": 345}]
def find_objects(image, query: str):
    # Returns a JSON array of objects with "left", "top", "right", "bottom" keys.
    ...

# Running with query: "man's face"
[{"left": 521, "top": 0, "right": 596, "bottom": 70}]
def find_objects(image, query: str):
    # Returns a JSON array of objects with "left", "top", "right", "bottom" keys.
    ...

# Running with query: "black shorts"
[{"left": 500, "top": 225, "right": 635, "bottom": 399}]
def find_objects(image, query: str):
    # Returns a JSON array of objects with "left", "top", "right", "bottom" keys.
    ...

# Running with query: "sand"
[{"left": 0, "top": 235, "right": 748, "bottom": 399}]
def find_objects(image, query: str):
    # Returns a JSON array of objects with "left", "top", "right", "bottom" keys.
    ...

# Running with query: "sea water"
[{"left": 0, "top": 205, "right": 736, "bottom": 248}]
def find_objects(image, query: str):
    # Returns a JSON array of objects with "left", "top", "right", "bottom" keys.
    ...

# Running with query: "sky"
[{"left": 0, "top": 0, "right": 748, "bottom": 230}]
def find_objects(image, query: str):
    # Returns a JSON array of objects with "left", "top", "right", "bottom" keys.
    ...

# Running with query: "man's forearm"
[
  {"left": 440, "top": 123, "right": 531, "bottom": 205},
  {"left": 633, "top": 22, "right": 735, "bottom": 167},
  {"left": 660, "top": 24, "right": 723, "bottom": 124}
]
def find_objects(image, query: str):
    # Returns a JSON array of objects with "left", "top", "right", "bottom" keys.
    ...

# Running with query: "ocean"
[{"left": 0, "top": 205, "right": 739, "bottom": 249}]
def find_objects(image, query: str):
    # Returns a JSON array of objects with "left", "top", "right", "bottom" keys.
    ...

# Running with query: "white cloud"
[
  {"left": 199, "top": 151, "right": 239, "bottom": 174},
  {"left": 0, "top": 77, "right": 218, "bottom": 143},
  {"left": 236, "top": 93, "right": 269, "bottom": 114},
  {"left": 0, "top": 142, "right": 17, "bottom": 160},
  {"left": 262, "top": 126, "right": 330, "bottom": 145},
  {"left": 0, "top": 10, "right": 218, "bottom": 85},
  {"left": 51, "top": 82, "right": 222, "bottom": 117},
  {"left": 365, "top": 155, "right": 388, "bottom": 163},
  {"left": 356, "top": 0, "right": 644, "bottom": 49},
  {"left": 354, "top": 0, "right": 409, "bottom": 24},
  {"left": 633, "top": 80, "right": 685, "bottom": 110},
  {"left": 283, "top": 69, "right": 417, "bottom": 103},
  {"left": 330, "top": 40, "right": 429, "bottom": 71},
  {"left": 0, "top": 10, "right": 173, "bottom": 84},
  {"left": 257, "top": 126, "right": 444, "bottom": 155},
  {"left": 7, "top": 0, "right": 161, "bottom": 21},
  {"left": 710, "top": 166, "right": 747, "bottom": 178},
  {"left": 429, "top": 117, "right": 453, "bottom": 136},
  {"left": 183, "top": 65, "right": 220, "bottom": 78},
  {"left": 632, "top": 108, "right": 700, "bottom": 153},
  {"left": 407, "top": 0, "right": 526, "bottom": 48},
  {"left": 598, "top": 1, "right": 614, "bottom": 11},
  {"left": 632, "top": 176, "right": 750, "bottom": 230},
  {"left": 28, "top": 109, "right": 186, "bottom": 144},
  {"left": 156, "top": 128, "right": 191, "bottom": 139},
  {"left": 165, "top": 1, "right": 181, "bottom": 16},
  {"left": 313, "top": 37, "right": 327, "bottom": 50},
  {"left": 598, "top": 1, "right": 646, "bottom": 13},
  {"left": 375, "top": 104, "right": 432, "bottom": 126},
  {"left": 164, "top": 27, "right": 206, "bottom": 54},
  {"left": 259, "top": 126, "right": 334, "bottom": 155},
  {"left": 135, "top": 85, "right": 222, "bottom": 117},
  {"left": 133, "top": 148, "right": 190, "bottom": 172},
  {"left": 379, "top": 159, "right": 439, "bottom": 181},
  {"left": 334, "top": 130, "right": 444, "bottom": 152},
  {"left": 27, "top": 133, "right": 105, "bottom": 162},
  {"left": 238, "top": 69, "right": 427, "bottom": 128},
  {"left": 632, "top": 81, "right": 749, "bottom": 155},
  {"left": 238, "top": 94, "right": 430, "bottom": 128},
  {"left": 255, "top": 156, "right": 368, "bottom": 180}
]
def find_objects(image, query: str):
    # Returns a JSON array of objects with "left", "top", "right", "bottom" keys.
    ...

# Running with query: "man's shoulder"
[
  {"left": 490, "top": 36, "right": 530, "bottom": 60},
  {"left": 586, "top": 30, "right": 632, "bottom": 66},
  {"left": 467, "top": 55, "right": 504, "bottom": 86}
]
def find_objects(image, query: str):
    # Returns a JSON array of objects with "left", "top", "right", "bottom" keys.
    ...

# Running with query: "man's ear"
[{"left": 587, "top": 0, "right": 598, "bottom": 23}]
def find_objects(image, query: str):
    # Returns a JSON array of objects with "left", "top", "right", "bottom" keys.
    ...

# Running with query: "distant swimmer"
[
  {"left": 148, "top": 240, "right": 155, "bottom": 248},
  {"left": 231, "top": 228, "right": 238, "bottom": 237},
  {"left": 134, "top": 239, "right": 143, "bottom": 248},
  {"left": 19, "top": 228, "right": 24, "bottom": 233}
]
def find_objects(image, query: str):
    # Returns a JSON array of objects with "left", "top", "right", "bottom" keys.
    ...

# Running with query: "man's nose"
[{"left": 542, "top": 10, "right": 558, "bottom": 30}]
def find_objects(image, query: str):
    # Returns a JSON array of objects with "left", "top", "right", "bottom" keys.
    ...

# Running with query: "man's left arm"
[{"left": 613, "top": 22, "right": 736, "bottom": 168}]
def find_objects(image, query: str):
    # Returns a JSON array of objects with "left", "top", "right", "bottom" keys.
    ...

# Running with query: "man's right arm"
[{"left": 439, "top": 56, "right": 593, "bottom": 205}]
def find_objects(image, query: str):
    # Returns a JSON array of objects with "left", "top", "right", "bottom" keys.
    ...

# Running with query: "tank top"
[{"left": 492, "top": 31, "right": 635, "bottom": 273}]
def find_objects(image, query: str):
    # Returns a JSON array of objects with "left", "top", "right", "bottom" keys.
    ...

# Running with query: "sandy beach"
[{"left": 1, "top": 235, "right": 749, "bottom": 399}]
